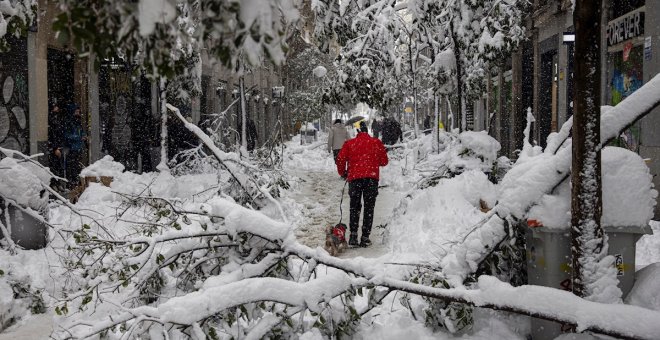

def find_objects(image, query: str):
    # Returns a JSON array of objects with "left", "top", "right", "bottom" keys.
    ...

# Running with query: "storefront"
[{"left": 606, "top": 3, "right": 646, "bottom": 152}]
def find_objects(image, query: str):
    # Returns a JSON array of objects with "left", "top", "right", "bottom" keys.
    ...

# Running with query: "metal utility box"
[
  {"left": 603, "top": 225, "right": 652, "bottom": 296},
  {"left": 525, "top": 225, "right": 652, "bottom": 340},
  {"left": 300, "top": 129, "right": 317, "bottom": 145},
  {"left": 526, "top": 228, "right": 572, "bottom": 291},
  {"left": 526, "top": 228, "right": 573, "bottom": 340},
  {"left": 0, "top": 203, "right": 48, "bottom": 250}
]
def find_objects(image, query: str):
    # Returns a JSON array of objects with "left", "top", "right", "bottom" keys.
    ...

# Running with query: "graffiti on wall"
[
  {"left": 100, "top": 67, "right": 132, "bottom": 164},
  {"left": 0, "top": 38, "right": 29, "bottom": 154},
  {"left": 610, "top": 45, "right": 643, "bottom": 152},
  {"left": 99, "top": 66, "right": 154, "bottom": 170}
]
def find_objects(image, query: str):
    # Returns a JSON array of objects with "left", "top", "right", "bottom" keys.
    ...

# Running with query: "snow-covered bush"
[
  {"left": 0, "top": 149, "right": 52, "bottom": 331},
  {"left": 165, "top": 121, "right": 290, "bottom": 207},
  {"left": 449, "top": 131, "right": 502, "bottom": 176},
  {"left": 0, "top": 155, "right": 50, "bottom": 214},
  {"left": 0, "top": 258, "right": 46, "bottom": 332},
  {"left": 0, "top": 0, "right": 36, "bottom": 51}
]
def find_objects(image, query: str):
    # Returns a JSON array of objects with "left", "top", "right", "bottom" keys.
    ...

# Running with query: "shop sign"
[
  {"left": 623, "top": 42, "right": 633, "bottom": 61},
  {"left": 607, "top": 10, "right": 644, "bottom": 47},
  {"left": 645, "top": 36, "right": 652, "bottom": 61},
  {"left": 404, "top": 102, "right": 413, "bottom": 115}
]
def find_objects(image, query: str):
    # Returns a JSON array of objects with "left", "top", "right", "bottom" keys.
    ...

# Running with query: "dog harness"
[{"left": 332, "top": 226, "right": 346, "bottom": 243}]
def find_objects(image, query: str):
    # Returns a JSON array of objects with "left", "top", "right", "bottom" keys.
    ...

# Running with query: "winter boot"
[
  {"left": 349, "top": 234, "right": 359, "bottom": 247},
  {"left": 359, "top": 236, "right": 371, "bottom": 247}
]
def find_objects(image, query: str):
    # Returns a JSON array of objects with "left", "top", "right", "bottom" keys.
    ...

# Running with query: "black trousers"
[
  {"left": 65, "top": 149, "right": 82, "bottom": 189},
  {"left": 333, "top": 149, "right": 340, "bottom": 163},
  {"left": 348, "top": 178, "right": 378, "bottom": 238}
]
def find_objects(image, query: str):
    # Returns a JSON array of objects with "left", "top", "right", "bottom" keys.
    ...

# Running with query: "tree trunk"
[
  {"left": 450, "top": 25, "right": 463, "bottom": 133},
  {"left": 239, "top": 75, "right": 248, "bottom": 157},
  {"left": 157, "top": 77, "right": 169, "bottom": 172},
  {"left": 434, "top": 93, "right": 439, "bottom": 153},
  {"left": 571, "top": 0, "right": 605, "bottom": 298},
  {"left": 409, "top": 38, "right": 419, "bottom": 138}
]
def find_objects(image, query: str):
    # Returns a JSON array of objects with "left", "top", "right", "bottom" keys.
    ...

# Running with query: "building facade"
[
  {"left": 486, "top": 0, "right": 660, "bottom": 217},
  {"left": 0, "top": 0, "right": 288, "bottom": 174}
]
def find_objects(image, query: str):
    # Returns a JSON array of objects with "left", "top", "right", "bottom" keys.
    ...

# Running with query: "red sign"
[{"left": 623, "top": 42, "right": 633, "bottom": 61}]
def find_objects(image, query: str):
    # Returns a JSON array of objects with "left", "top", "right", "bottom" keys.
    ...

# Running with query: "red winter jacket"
[{"left": 336, "top": 132, "right": 389, "bottom": 181}]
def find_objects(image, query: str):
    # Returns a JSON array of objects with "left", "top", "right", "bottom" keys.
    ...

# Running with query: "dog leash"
[{"left": 338, "top": 178, "right": 348, "bottom": 225}]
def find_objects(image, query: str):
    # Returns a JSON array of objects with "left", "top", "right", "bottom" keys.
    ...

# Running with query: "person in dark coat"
[
  {"left": 336, "top": 121, "right": 389, "bottom": 247},
  {"left": 131, "top": 79, "right": 155, "bottom": 173},
  {"left": 381, "top": 117, "right": 402, "bottom": 146},
  {"left": 168, "top": 113, "right": 197, "bottom": 162},
  {"left": 247, "top": 119, "right": 258, "bottom": 151},
  {"left": 63, "top": 103, "right": 87, "bottom": 189},
  {"left": 371, "top": 119, "right": 381, "bottom": 139},
  {"left": 48, "top": 101, "right": 66, "bottom": 189},
  {"left": 423, "top": 115, "right": 431, "bottom": 135}
]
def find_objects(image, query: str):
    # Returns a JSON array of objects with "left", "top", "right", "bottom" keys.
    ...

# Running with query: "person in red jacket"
[{"left": 336, "top": 121, "right": 389, "bottom": 247}]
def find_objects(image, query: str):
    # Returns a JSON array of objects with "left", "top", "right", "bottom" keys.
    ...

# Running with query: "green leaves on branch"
[{"left": 52, "top": 0, "right": 299, "bottom": 79}]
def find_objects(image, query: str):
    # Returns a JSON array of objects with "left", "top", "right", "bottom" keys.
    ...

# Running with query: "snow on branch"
[
  {"left": 0, "top": 0, "right": 34, "bottom": 40},
  {"left": 166, "top": 104, "right": 288, "bottom": 221},
  {"left": 378, "top": 275, "right": 660, "bottom": 340}
]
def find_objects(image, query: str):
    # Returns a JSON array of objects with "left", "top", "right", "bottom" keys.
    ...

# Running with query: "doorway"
[
  {"left": 539, "top": 50, "right": 557, "bottom": 148},
  {"left": 47, "top": 48, "right": 74, "bottom": 107}
]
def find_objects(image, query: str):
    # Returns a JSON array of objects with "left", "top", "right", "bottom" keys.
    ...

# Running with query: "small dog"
[{"left": 324, "top": 223, "right": 348, "bottom": 256}]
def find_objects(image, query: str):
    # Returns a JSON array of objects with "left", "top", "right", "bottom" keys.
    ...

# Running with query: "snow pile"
[
  {"left": 626, "top": 263, "right": 660, "bottom": 311},
  {"left": 459, "top": 131, "right": 501, "bottom": 163},
  {"left": 76, "top": 169, "right": 220, "bottom": 207},
  {"left": 601, "top": 147, "right": 657, "bottom": 227},
  {"left": 285, "top": 133, "right": 336, "bottom": 172},
  {"left": 527, "top": 147, "right": 656, "bottom": 229},
  {"left": 0, "top": 157, "right": 48, "bottom": 212},
  {"left": 526, "top": 183, "right": 570, "bottom": 228},
  {"left": 0, "top": 249, "right": 50, "bottom": 332},
  {"left": 636, "top": 221, "right": 660, "bottom": 267},
  {"left": 79, "top": 155, "right": 125, "bottom": 178},
  {"left": 449, "top": 131, "right": 501, "bottom": 174},
  {"left": 389, "top": 170, "right": 497, "bottom": 259}
]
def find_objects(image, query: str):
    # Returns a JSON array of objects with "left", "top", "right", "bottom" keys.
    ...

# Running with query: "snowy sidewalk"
[
  {"left": 283, "top": 137, "right": 402, "bottom": 259},
  {"left": 286, "top": 168, "right": 400, "bottom": 259}
]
